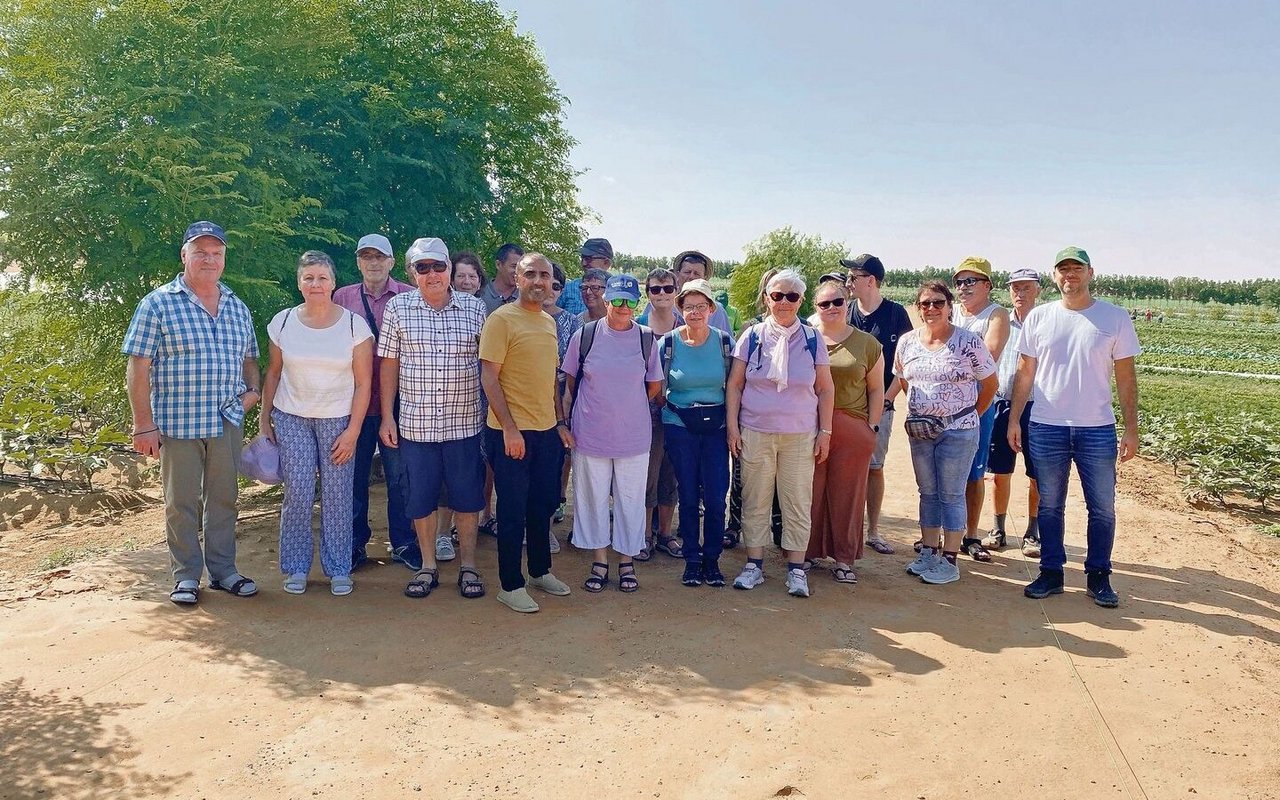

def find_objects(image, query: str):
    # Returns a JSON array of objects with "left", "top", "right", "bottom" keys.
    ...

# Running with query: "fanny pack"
[
  {"left": 904, "top": 405, "right": 976, "bottom": 441},
  {"left": 669, "top": 402, "right": 727, "bottom": 435}
]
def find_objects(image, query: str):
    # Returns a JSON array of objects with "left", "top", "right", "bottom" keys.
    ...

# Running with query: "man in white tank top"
[{"left": 950, "top": 257, "right": 1009, "bottom": 562}]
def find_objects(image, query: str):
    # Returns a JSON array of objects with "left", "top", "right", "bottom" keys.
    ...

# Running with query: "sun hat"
[
  {"left": 676, "top": 278, "right": 717, "bottom": 309},
  {"left": 953, "top": 256, "right": 993, "bottom": 280}
]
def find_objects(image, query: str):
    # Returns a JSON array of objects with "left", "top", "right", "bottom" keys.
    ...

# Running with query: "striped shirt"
[
  {"left": 377, "top": 289, "right": 487, "bottom": 442},
  {"left": 121, "top": 274, "right": 260, "bottom": 439}
]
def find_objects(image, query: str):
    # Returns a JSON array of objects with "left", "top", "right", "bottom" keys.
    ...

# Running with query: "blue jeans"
[
  {"left": 908, "top": 426, "right": 980, "bottom": 532},
  {"left": 663, "top": 423, "right": 730, "bottom": 566},
  {"left": 351, "top": 414, "right": 414, "bottom": 553},
  {"left": 1028, "top": 422, "right": 1117, "bottom": 574}
]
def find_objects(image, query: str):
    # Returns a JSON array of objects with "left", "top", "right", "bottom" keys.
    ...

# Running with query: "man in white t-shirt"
[{"left": 1009, "top": 246, "right": 1141, "bottom": 608}]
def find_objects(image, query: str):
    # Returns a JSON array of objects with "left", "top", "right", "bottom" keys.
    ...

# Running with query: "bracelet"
[
  {"left": 132, "top": 427, "right": 158, "bottom": 436},
  {"left": 819, "top": 429, "right": 832, "bottom": 435}
]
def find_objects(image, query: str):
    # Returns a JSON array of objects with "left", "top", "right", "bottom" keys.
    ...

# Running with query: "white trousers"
[{"left": 571, "top": 450, "right": 649, "bottom": 557}]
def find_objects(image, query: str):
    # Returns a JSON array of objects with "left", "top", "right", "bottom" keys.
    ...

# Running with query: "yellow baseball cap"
[{"left": 954, "top": 256, "right": 993, "bottom": 280}]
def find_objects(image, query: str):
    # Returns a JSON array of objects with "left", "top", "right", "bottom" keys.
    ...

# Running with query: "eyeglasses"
[
  {"left": 916, "top": 299, "right": 948, "bottom": 309},
  {"left": 769, "top": 291, "right": 802, "bottom": 303},
  {"left": 647, "top": 284, "right": 676, "bottom": 294},
  {"left": 581, "top": 283, "right": 606, "bottom": 293},
  {"left": 551, "top": 282, "right": 563, "bottom": 291},
  {"left": 682, "top": 303, "right": 711, "bottom": 313},
  {"left": 412, "top": 261, "right": 449, "bottom": 274},
  {"left": 954, "top": 276, "right": 989, "bottom": 288},
  {"left": 609, "top": 298, "right": 639, "bottom": 309},
  {"left": 846, "top": 272, "right": 870, "bottom": 281},
  {"left": 816, "top": 297, "right": 846, "bottom": 310}
]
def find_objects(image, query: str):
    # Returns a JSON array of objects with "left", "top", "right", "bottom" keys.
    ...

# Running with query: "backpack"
[
  {"left": 744, "top": 322, "right": 819, "bottom": 370},
  {"left": 660, "top": 327, "right": 734, "bottom": 385},
  {"left": 570, "top": 319, "right": 655, "bottom": 407}
]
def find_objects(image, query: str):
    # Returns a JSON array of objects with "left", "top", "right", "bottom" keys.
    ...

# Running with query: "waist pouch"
[
  {"left": 904, "top": 405, "right": 976, "bottom": 441},
  {"left": 670, "top": 402, "right": 727, "bottom": 435}
]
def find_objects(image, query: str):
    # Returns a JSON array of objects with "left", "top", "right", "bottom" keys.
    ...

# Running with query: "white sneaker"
[
  {"left": 733, "top": 563, "right": 765, "bottom": 590},
  {"left": 549, "top": 531, "right": 561, "bottom": 554},
  {"left": 906, "top": 549, "right": 939, "bottom": 576},
  {"left": 919, "top": 558, "right": 960, "bottom": 585},
  {"left": 435, "top": 534, "right": 456, "bottom": 562},
  {"left": 786, "top": 568, "right": 811, "bottom": 598}
]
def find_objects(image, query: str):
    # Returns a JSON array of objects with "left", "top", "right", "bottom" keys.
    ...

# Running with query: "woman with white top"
[{"left": 261, "top": 251, "right": 374, "bottom": 596}]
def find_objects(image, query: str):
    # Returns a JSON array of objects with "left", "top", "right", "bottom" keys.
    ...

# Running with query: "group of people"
[{"left": 124, "top": 221, "right": 1140, "bottom": 614}]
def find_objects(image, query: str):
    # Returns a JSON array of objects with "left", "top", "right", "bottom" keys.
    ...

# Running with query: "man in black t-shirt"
[{"left": 842, "top": 254, "right": 914, "bottom": 555}]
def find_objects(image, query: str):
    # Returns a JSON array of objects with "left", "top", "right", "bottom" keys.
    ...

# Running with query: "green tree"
[
  {"left": 0, "top": 0, "right": 585, "bottom": 318},
  {"left": 727, "top": 227, "right": 847, "bottom": 319}
]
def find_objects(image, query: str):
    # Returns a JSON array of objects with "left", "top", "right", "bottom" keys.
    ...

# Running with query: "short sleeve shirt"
[
  {"left": 267, "top": 308, "right": 373, "bottom": 419},
  {"left": 479, "top": 303, "right": 559, "bottom": 431},
  {"left": 561, "top": 322, "right": 663, "bottom": 458},
  {"left": 827, "top": 329, "right": 883, "bottom": 420},
  {"left": 121, "top": 274, "right": 260, "bottom": 439},
  {"left": 377, "top": 290, "right": 487, "bottom": 442},
  {"left": 732, "top": 322, "right": 831, "bottom": 434},
  {"left": 478, "top": 281, "right": 519, "bottom": 315},
  {"left": 1019, "top": 299, "right": 1142, "bottom": 427},
  {"left": 894, "top": 327, "right": 996, "bottom": 430},
  {"left": 333, "top": 278, "right": 413, "bottom": 417}
]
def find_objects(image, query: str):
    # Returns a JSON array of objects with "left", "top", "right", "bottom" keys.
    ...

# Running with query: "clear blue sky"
[{"left": 498, "top": 0, "right": 1278, "bottom": 279}]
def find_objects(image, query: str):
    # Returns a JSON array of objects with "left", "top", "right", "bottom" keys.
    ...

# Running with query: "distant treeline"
[
  {"left": 614, "top": 253, "right": 740, "bottom": 279},
  {"left": 882, "top": 268, "right": 1280, "bottom": 308}
]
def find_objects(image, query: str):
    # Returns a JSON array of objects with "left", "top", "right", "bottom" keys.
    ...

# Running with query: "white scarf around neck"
[{"left": 763, "top": 316, "right": 801, "bottom": 391}]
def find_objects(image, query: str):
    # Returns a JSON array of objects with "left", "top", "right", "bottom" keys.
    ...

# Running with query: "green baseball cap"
[{"left": 1054, "top": 246, "right": 1090, "bottom": 268}]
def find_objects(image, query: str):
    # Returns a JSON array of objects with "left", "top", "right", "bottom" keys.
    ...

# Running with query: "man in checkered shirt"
[
  {"left": 122, "top": 221, "right": 262, "bottom": 605},
  {"left": 377, "top": 237, "right": 490, "bottom": 599}
]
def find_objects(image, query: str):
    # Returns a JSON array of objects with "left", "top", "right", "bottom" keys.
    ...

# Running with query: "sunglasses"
[
  {"left": 816, "top": 297, "right": 846, "bottom": 310},
  {"left": 412, "top": 261, "right": 449, "bottom": 274},
  {"left": 917, "top": 299, "right": 948, "bottom": 309},
  {"left": 954, "top": 276, "right": 989, "bottom": 288},
  {"left": 647, "top": 284, "right": 676, "bottom": 294},
  {"left": 769, "top": 291, "right": 802, "bottom": 303},
  {"left": 609, "top": 298, "right": 640, "bottom": 309},
  {"left": 551, "top": 282, "right": 563, "bottom": 291}
]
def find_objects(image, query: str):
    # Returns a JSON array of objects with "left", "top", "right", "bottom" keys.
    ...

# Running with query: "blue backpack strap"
[
  {"left": 746, "top": 324, "right": 761, "bottom": 368},
  {"left": 802, "top": 324, "right": 819, "bottom": 363},
  {"left": 640, "top": 325, "right": 655, "bottom": 365},
  {"left": 661, "top": 332, "right": 675, "bottom": 385}
]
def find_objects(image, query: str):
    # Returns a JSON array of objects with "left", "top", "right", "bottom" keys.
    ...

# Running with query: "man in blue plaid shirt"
[{"left": 123, "top": 221, "right": 262, "bottom": 605}]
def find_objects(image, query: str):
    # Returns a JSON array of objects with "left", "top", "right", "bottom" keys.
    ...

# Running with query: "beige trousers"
[{"left": 739, "top": 427, "right": 815, "bottom": 551}]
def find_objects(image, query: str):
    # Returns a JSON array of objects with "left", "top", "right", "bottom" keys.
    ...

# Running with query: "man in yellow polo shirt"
[{"left": 480, "top": 253, "right": 576, "bottom": 612}]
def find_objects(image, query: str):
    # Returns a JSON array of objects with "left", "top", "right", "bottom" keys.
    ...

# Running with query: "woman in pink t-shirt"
[{"left": 726, "top": 269, "right": 835, "bottom": 599}]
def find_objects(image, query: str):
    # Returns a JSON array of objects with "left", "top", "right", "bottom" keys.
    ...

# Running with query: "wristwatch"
[{"left": 872, "top": 424, "right": 880, "bottom": 433}]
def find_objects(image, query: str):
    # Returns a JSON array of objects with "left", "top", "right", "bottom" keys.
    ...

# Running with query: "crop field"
[{"left": 1135, "top": 318, "right": 1280, "bottom": 376}]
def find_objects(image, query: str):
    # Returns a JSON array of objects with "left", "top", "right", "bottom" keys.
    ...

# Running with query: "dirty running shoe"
[
  {"left": 435, "top": 534, "right": 456, "bottom": 562},
  {"left": 1021, "top": 533, "right": 1041, "bottom": 558},
  {"left": 732, "top": 563, "right": 764, "bottom": 590},
  {"left": 786, "top": 568, "right": 811, "bottom": 597}
]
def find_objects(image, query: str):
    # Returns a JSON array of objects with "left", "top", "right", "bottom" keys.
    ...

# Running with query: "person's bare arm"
[
  {"left": 814, "top": 364, "right": 835, "bottom": 464},
  {"left": 725, "top": 359, "right": 746, "bottom": 457},
  {"left": 240, "top": 357, "right": 261, "bottom": 411},
  {"left": 378, "top": 356, "right": 400, "bottom": 447},
  {"left": 1114, "top": 356, "right": 1139, "bottom": 462},
  {"left": 332, "top": 339, "right": 372, "bottom": 465},
  {"left": 976, "top": 373, "right": 998, "bottom": 415},
  {"left": 260, "top": 343, "right": 284, "bottom": 442},
  {"left": 866, "top": 354, "right": 885, "bottom": 428},
  {"left": 126, "top": 356, "right": 160, "bottom": 457},
  {"left": 1008, "top": 355, "right": 1038, "bottom": 453},
  {"left": 984, "top": 306, "right": 1011, "bottom": 362}
]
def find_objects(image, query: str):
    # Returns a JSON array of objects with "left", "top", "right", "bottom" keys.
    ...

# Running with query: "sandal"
[
  {"left": 169, "top": 582, "right": 199, "bottom": 605},
  {"left": 654, "top": 534, "right": 683, "bottom": 558},
  {"left": 618, "top": 562, "right": 639, "bottom": 593},
  {"left": 913, "top": 538, "right": 923, "bottom": 553},
  {"left": 478, "top": 518, "right": 497, "bottom": 538},
  {"left": 633, "top": 540, "right": 653, "bottom": 562},
  {"left": 404, "top": 568, "right": 439, "bottom": 599},
  {"left": 867, "top": 536, "right": 895, "bottom": 555},
  {"left": 722, "top": 528, "right": 741, "bottom": 550},
  {"left": 457, "top": 567, "right": 485, "bottom": 599},
  {"left": 583, "top": 562, "right": 609, "bottom": 593},
  {"left": 283, "top": 573, "right": 308, "bottom": 595},
  {"left": 832, "top": 565, "right": 858, "bottom": 584},
  {"left": 209, "top": 575, "right": 257, "bottom": 597},
  {"left": 962, "top": 538, "right": 993, "bottom": 562}
]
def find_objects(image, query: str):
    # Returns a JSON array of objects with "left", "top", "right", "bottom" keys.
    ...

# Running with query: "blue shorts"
[
  {"left": 400, "top": 433, "right": 485, "bottom": 518},
  {"left": 967, "top": 405, "right": 996, "bottom": 482}
]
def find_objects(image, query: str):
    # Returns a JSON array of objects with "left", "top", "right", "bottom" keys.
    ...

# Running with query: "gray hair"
[
  {"left": 296, "top": 250, "right": 337, "bottom": 281},
  {"left": 582, "top": 268, "right": 612, "bottom": 285},
  {"left": 766, "top": 267, "right": 806, "bottom": 295}
]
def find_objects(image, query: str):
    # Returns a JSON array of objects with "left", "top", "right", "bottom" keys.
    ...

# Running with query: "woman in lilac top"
[
  {"left": 560, "top": 274, "right": 663, "bottom": 594},
  {"left": 726, "top": 269, "right": 835, "bottom": 599}
]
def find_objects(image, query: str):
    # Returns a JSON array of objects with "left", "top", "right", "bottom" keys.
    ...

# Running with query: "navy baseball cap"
[
  {"left": 580, "top": 238, "right": 614, "bottom": 260},
  {"left": 839, "top": 253, "right": 885, "bottom": 281},
  {"left": 603, "top": 274, "right": 641, "bottom": 302},
  {"left": 182, "top": 221, "right": 226, "bottom": 246}
]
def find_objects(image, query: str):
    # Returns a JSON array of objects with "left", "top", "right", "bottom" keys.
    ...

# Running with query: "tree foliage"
[
  {"left": 0, "top": 0, "right": 586, "bottom": 320},
  {"left": 727, "top": 227, "right": 847, "bottom": 319}
]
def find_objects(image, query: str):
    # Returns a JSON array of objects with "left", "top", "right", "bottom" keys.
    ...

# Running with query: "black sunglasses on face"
[
  {"left": 954, "top": 276, "right": 989, "bottom": 288},
  {"left": 647, "top": 284, "right": 676, "bottom": 294},
  {"left": 816, "top": 297, "right": 846, "bottom": 309},
  {"left": 917, "top": 299, "right": 948, "bottom": 309},
  {"left": 413, "top": 261, "right": 449, "bottom": 274},
  {"left": 769, "top": 291, "right": 802, "bottom": 303}
]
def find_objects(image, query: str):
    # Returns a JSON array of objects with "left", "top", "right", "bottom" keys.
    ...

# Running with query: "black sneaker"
[
  {"left": 1024, "top": 568, "right": 1065, "bottom": 599},
  {"left": 702, "top": 561, "right": 726, "bottom": 587},
  {"left": 681, "top": 563, "right": 703, "bottom": 587},
  {"left": 1086, "top": 571, "right": 1120, "bottom": 608}
]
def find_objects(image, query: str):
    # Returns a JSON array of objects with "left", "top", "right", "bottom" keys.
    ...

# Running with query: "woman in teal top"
[{"left": 659, "top": 279, "right": 732, "bottom": 588}]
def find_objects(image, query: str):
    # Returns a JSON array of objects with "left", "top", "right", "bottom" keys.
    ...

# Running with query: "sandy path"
[{"left": 2, "top": 424, "right": 1278, "bottom": 800}]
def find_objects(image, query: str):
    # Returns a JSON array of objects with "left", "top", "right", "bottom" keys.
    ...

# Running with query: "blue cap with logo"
[
  {"left": 183, "top": 220, "right": 226, "bottom": 247},
  {"left": 604, "top": 274, "right": 641, "bottom": 302}
]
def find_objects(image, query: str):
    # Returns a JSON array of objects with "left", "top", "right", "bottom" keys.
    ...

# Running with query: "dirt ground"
[{"left": 2, "top": 423, "right": 1279, "bottom": 800}]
